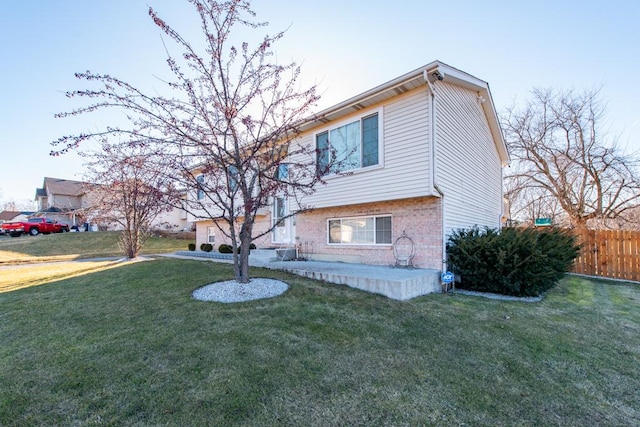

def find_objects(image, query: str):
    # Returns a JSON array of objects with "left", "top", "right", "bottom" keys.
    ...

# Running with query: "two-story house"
[
  {"left": 34, "top": 177, "right": 92, "bottom": 227},
  {"left": 193, "top": 60, "right": 509, "bottom": 270}
]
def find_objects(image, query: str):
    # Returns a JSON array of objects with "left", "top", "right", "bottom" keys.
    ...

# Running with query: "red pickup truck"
[{"left": 1, "top": 217, "right": 70, "bottom": 237}]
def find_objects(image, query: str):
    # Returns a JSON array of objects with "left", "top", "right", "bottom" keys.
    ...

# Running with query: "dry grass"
[
  {"left": 0, "top": 259, "right": 140, "bottom": 293},
  {"left": 0, "top": 231, "right": 191, "bottom": 265}
]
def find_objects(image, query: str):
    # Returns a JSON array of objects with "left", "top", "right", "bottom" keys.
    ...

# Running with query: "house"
[
  {"left": 34, "top": 177, "right": 93, "bottom": 226},
  {"left": 149, "top": 197, "right": 192, "bottom": 232},
  {"left": 34, "top": 177, "right": 192, "bottom": 231},
  {"left": 193, "top": 60, "right": 509, "bottom": 271},
  {"left": 0, "top": 211, "right": 34, "bottom": 223}
]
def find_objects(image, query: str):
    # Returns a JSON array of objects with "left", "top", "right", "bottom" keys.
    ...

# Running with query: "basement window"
[{"left": 328, "top": 215, "right": 391, "bottom": 245}]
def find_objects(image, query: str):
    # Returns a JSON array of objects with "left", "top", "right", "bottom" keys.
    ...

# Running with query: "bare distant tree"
[
  {"left": 84, "top": 145, "right": 176, "bottom": 258},
  {"left": 505, "top": 178, "right": 566, "bottom": 227},
  {"left": 3, "top": 199, "right": 36, "bottom": 212},
  {"left": 52, "top": 0, "right": 327, "bottom": 282},
  {"left": 502, "top": 87, "right": 640, "bottom": 230}
]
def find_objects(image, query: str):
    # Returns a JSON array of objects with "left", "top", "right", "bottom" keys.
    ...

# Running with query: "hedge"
[
  {"left": 218, "top": 243, "right": 256, "bottom": 254},
  {"left": 446, "top": 226, "right": 580, "bottom": 297}
]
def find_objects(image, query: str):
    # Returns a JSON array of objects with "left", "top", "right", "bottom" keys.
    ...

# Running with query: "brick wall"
[
  {"left": 296, "top": 196, "right": 443, "bottom": 269},
  {"left": 194, "top": 197, "right": 444, "bottom": 269}
]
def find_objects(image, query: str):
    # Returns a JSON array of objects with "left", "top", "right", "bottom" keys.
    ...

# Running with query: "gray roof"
[{"left": 41, "top": 177, "right": 91, "bottom": 197}]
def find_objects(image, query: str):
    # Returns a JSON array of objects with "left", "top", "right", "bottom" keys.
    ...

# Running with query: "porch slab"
[
  {"left": 263, "top": 260, "right": 442, "bottom": 301},
  {"left": 171, "top": 251, "right": 442, "bottom": 300}
]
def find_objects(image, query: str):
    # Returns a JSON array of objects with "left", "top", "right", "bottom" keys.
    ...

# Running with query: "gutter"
[{"left": 423, "top": 68, "right": 448, "bottom": 273}]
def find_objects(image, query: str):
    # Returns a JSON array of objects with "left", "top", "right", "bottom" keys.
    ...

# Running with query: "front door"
[{"left": 272, "top": 196, "right": 295, "bottom": 245}]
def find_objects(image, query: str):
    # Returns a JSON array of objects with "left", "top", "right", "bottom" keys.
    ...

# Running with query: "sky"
[{"left": 1, "top": 0, "right": 639, "bottom": 207}]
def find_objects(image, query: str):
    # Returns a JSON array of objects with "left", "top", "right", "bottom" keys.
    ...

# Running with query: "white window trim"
[
  {"left": 271, "top": 196, "right": 289, "bottom": 244},
  {"left": 326, "top": 214, "right": 393, "bottom": 246},
  {"left": 272, "top": 196, "right": 287, "bottom": 228},
  {"left": 315, "top": 108, "right": 384, "bottom": 178},
  {"left": 196, "top": 174, "right": 205, "bottom": 200},
  {"left": 207, "top": 226, "right": 216, "bottom": 244}
]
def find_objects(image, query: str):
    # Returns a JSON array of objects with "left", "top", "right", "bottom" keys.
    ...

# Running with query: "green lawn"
[
  {"left": 0, "top": 231, "right": 192, "bottom": 264},
  {"left": 1, "top": 257, "right": 638, "bottom": 426}
]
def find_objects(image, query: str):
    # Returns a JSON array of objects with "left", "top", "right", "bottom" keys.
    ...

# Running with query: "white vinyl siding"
[
  {"left": 302, "top": 89, "right": 432, "bottom": 209},
  {"left": 435, "top": 82, "right": 503, "bottom": 236}
]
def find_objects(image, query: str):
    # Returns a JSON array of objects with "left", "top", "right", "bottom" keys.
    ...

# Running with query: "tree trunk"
[
  {"left": 235, "top": 221, "right": 253, "bottom": 283},
  {"left": 121, "top": 229, "right": 139, "bottom": 259}
]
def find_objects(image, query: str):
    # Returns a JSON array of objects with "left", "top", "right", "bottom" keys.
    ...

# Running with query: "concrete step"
[{"left": 265, "top": 260, "right": 442, "bottom": 300}]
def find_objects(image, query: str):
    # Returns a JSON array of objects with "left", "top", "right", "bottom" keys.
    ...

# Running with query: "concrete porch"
[
  {"left": 173, "top": 250, "right": 442, "bottom": 300},
  {"left": 263, "top": 260, "right": 441, "bottom": 300}
]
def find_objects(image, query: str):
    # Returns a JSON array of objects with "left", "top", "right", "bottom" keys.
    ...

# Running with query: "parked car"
[{"left": 1, "top": 217, "right": 70, "bottom": 237}]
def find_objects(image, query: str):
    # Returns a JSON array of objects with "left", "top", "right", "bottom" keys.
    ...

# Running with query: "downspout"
[
  {"left": 423, "top": 69, "right": 448, "bottom": 274},
  {"left": 500, "top": 164, "right": 506, "bottom": 229}
]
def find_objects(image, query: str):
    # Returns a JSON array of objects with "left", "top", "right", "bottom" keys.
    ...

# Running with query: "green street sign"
[{"left": 535, "top": 218, "right": 552, "bottom": 226}]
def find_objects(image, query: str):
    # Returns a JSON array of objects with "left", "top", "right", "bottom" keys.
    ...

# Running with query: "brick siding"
[{"left": 296, "top": 196, "right": 443, "bottom": 269}]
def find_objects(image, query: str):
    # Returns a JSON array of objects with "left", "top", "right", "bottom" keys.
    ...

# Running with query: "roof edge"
[{"left": 300, "top": 60, "right": 509, "bottom": 164}]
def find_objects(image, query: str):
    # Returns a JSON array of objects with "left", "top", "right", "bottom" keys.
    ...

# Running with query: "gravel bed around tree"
[{"left": 192, "top": 278, "right": 289, "bottom": 303}]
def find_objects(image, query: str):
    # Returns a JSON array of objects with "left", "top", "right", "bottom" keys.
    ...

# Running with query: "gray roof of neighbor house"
[
  {"left": 37, "top": 177, "right": 91, "bottom": 198},
  {"left": 0, "top": 211, "right": 34, "bottom": 221}
]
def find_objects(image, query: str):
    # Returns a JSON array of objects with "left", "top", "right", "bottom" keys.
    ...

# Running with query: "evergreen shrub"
[
  {"left": 218, "top": 244, "right": 233, "bottom": 254},
  {"left": 200, "top": 243, "right": 213, "bottom": 252},
  {"left": 218, "top": 243, "right": 256, "bottom": 254},
  {"left": 187, "top": 243, "right": 196, "bottom": 251},
  {"left": 446, "top": 226, "right": 580, "bottom": 297}
]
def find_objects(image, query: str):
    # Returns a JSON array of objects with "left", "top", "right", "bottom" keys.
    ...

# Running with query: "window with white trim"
[
  {"left": 273, "top": 197, "right": 286, "bottom": 229},
  {"left": 317, "top": 112, "right": 379, "bottom": 175},
  {"left": 207, "top": 226, "right": 216, "bottom": 244},
  {"left": 229, "top": 165, "right": 239, "bottom": 192},
  {"left": 196, "top": 174, "right": 205, "bottom": 200},
  {"left": 275, "top": 163, "right": 289, "bottom": 181},
  {"left": 328, "top": 215, "right": 392, "bottom": 245}
]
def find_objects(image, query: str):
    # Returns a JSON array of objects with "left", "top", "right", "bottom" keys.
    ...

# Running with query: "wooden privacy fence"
[{"left": 572, "top": 229, "right": 640, "bottom": 282}]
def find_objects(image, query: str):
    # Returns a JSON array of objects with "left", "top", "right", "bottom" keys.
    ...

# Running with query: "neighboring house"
[
  {"left": 34, "top": 177, "right": 92, "bottom": 226},
  {"left": 0, "top": 211, "right": 34, "bottom": 223},
  {"left": 91, "top": 187, "right": 192, "bottom": 232},
  {"left": 34, "top": 177, "right": 192, "bottom": 231},
  {"left": 151, "top": 194, "right": 192, "bottom": 232},
  {"left": 193, "top": 60, "right": 509, "bottom": 270}
]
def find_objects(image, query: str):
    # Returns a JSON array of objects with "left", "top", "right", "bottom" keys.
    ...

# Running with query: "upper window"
[
  {"left": 317, "top": 112, "right": 379, "bottom": 175},
  {"left": 229, "top": 166, "right": 239, "bottom": 192},
  {"left": 275, "top": 163, "right": 289, "bottom": 181}
]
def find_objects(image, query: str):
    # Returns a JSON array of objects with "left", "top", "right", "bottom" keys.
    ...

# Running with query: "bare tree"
[
  {"left": 502, "top": 87, "right": 640, "bottom": 230},
  {"left": 52, "top": 0, "right": 327, "bottom": 282},
  {"left": 3, "top": 199, "right": 37, "bottom": 212},
  {"left": 84, "top": 145, "right": 176, "bottom": 258},
  {"left": 505, "top": 177, "right": 566, "bottom": 227}
]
